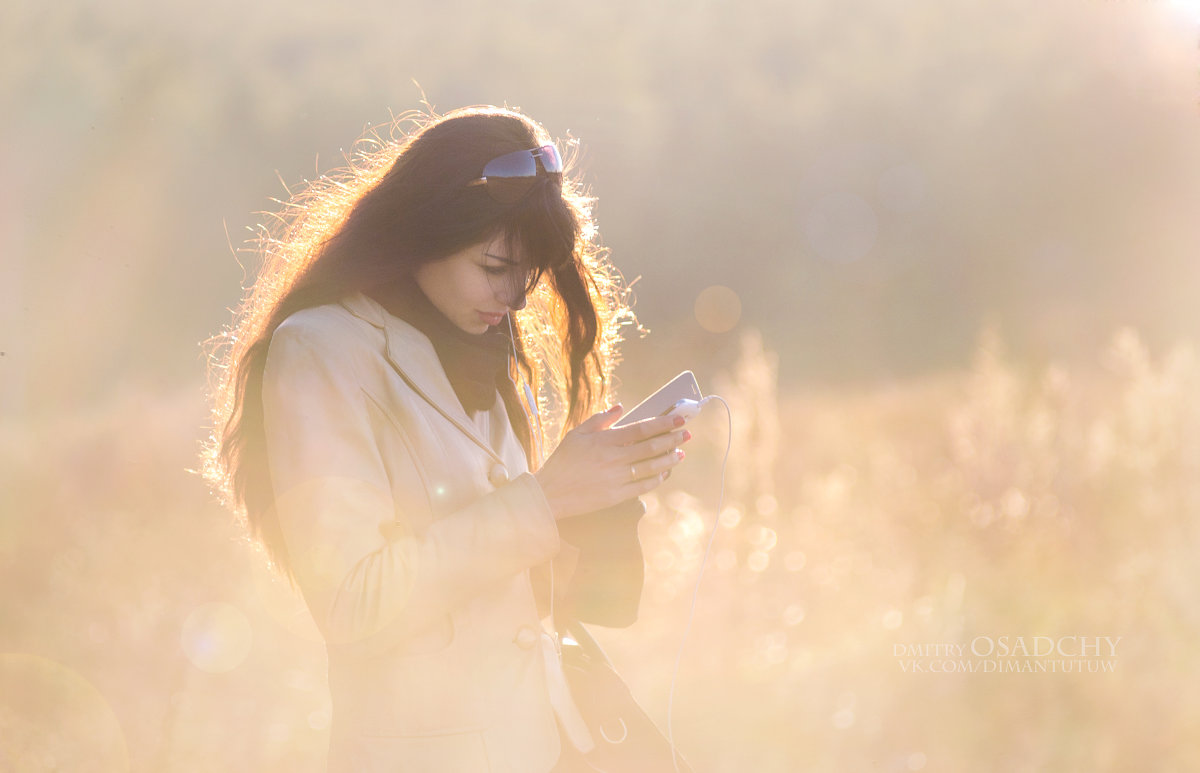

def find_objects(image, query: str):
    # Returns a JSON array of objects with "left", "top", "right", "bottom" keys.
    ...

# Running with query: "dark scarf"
[{"left": 365, "top": 278, "right": 533, "bottom": 460}]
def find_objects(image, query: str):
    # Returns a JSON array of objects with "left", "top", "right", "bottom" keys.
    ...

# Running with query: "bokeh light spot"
[
  {"left": 693, "top": 285, "right": 742, "bottom": 333},
  {"left": 831, "top": 707, "right": 856, "bottom": 729},
  {"left": 652, "top": 549, "right": 677, "bottom": 572},
  {"left": 181, "top": 602, "right": 253, "bottom": 673},
  {"left": 1002, "top": 488, "right": 1029, "bottom": 519},
  {"left": 0, "top": 653, "right": 129, "bottom": 772},
  {"left": 750, "top": 525, "right": 778, "bottom": 551}
]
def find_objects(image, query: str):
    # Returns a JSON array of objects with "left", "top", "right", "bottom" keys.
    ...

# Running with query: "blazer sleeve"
[{"left": 261, "top": 317, "right": 563, "bottom": 659}]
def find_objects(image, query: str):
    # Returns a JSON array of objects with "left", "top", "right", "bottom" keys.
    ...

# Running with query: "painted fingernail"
[
  {"left": 673, "top": 416, "right": 685, "bottom": 427},
  {"left": 676, "top": 449, "right": 685, "bottom": 460},
  {"left": 609, "top": 403, "right": 622, "bottom": 413},
  {"left": 682, "top": 430, "right": 692, "bottom": 442},
  {"left": 663, "top": 470, "right": 672, "bottom": 480}
]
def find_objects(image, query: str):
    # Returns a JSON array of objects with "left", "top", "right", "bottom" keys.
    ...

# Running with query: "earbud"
[{"left": 666, "top": 399, "right": 703, "bottom": 421}]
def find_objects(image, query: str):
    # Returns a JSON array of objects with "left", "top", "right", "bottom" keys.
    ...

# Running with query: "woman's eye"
[{"left": 483, "top": 265, "right": 510, "bottom": 276}]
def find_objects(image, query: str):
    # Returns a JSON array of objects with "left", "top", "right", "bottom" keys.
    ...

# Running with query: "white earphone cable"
[{"left": 511, "top": 319, "right": 733, "bottom": 770}]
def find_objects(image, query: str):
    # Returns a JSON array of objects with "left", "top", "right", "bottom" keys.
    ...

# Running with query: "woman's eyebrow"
[{"left": 483, "top": 252, "right": 519, "bottom": 265}]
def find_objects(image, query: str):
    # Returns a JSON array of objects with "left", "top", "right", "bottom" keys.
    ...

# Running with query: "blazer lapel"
[{"left": 340, "top": 291, "right": 503, "bottom": 464}]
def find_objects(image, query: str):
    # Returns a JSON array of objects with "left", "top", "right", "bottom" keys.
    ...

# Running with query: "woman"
[{"left": 201, "top": 105, "right": 691, "bottom": 772}]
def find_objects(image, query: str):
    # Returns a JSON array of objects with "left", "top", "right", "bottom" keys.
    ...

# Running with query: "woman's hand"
[{"left": 533, "top": 404, "right": 692, "bottom": 521}]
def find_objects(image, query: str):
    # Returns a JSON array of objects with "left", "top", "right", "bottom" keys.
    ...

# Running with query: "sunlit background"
[{"left": 3, "top": 0, "right": 1200, "bottom": 770}]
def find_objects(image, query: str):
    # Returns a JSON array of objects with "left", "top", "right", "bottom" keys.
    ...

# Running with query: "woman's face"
[{"left": 415, "top": 237, "right": 531, "bottom": 335}]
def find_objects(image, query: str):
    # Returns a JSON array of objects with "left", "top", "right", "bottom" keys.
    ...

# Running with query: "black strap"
[{"left": 562, "top": 618, "right": 613, "bottom": 668}]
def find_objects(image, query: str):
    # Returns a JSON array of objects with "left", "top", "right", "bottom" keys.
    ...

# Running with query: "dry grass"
[{"left": 2, "top": 327, "right": 1197, "bottom": 771}]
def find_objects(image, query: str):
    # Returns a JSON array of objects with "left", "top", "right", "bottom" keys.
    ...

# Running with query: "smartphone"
[{"left": 612, "top": 370, "right": 703, "bottom": 428}]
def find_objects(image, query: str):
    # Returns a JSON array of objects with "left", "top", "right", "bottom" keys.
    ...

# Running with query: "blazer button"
[
  {"left": 513, "top": 624, "right": 540, "bottom": 650},
  {"left": 488, "top": 462, "right": 509, "bottom": 487}
]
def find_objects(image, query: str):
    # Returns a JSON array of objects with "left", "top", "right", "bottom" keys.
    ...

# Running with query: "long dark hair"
[{"left": 201, "top": 105, "right": 637, "bottom": 582}]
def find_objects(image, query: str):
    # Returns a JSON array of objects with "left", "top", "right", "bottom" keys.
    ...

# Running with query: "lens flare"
[
  {"left": 180, "top": 602, "right": 253, "bottom": 673},
  {"left": 694, "top": 285, "right": 742, "bottom": 333}
]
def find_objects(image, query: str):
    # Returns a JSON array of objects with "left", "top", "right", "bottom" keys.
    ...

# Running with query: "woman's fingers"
[
  {"left": 599, "top": 413, "right": 683, "bottom": 446},
  {"left": 614, "top": 462, "right": 678, "bottom": 501},
  {"left": 606, "top": 429, "right": 691, "bottom": 471},
  {"left": 620, "top": 445, "right": 686, "bottom": 484},
  {"left": 535, "top": 404, "right": 693, "bottom": 519},
  {"left": 599, "top": 427, "right": 691, "bottom": 486},
  {"left": 575, "top": 403, "right": 626, "bottom": 433}
]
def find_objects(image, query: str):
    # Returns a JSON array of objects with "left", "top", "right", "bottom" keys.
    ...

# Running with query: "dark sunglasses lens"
[
  {"left": 481, "top": 148, "right": 539, "bottom": 179},
  {"left": 477, "top": 145, "right": 562, "bottom": 202},
  {"left": 535, "top": 144, "right": 563, "bottom": 174}
]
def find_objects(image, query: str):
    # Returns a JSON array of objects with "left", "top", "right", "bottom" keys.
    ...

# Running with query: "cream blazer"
[{"left": 261, "top": 291, "right": 583, "bottom": 773}]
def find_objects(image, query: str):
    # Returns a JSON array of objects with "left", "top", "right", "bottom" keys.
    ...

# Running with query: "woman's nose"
[{"left": 496, "top": 283, "right": 528, "bottom": 311}]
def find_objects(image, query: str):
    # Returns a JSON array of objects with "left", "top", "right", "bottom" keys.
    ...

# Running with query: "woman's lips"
[{"left": 478, "top": 311, "right": 505, "bottom": 326}]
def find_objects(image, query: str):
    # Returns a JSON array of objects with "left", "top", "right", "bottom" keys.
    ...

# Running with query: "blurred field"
[
  {"left": 2, "top": 325, "right": 1197, "bottom": 772},
  {"left": 5, "top": 2, "right": 1200, "bottom": 767}
]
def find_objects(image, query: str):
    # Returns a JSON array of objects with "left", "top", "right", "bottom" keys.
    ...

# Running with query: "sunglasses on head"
[{"left": 467, "top": 144, "right": 564, "bottom": 203}]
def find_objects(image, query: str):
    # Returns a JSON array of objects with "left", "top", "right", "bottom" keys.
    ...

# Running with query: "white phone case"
[{"left": 612, "top": 370, "right": 703, "bottom": 428}]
